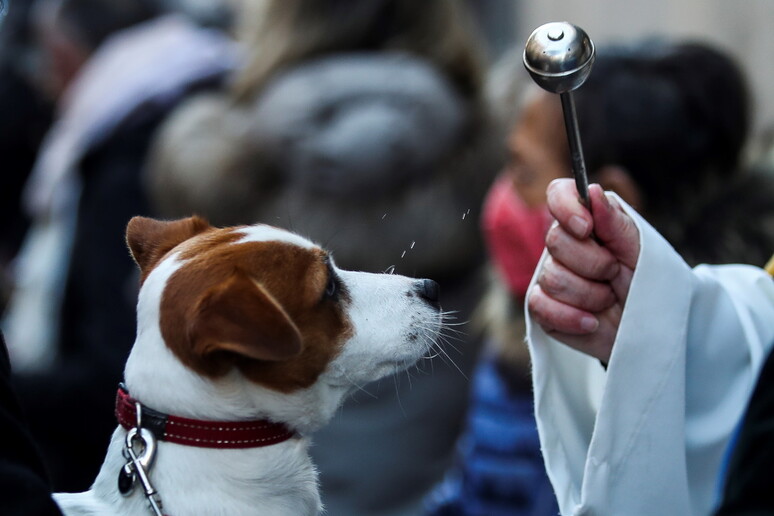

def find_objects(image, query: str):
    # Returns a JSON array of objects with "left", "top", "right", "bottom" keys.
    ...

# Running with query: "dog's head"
[{"left": 123, "top": 216, "right": 443, "bottom": 431}]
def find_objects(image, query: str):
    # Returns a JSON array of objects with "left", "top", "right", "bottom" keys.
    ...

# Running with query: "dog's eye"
[
  {"left": 324, "top": 274, "right": 338, "bottom": 299},
  {"left": 322, "top": 257, "right": 343, "bottom": 302}
]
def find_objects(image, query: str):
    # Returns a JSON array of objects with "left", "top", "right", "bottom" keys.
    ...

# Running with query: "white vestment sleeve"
[{"left": 526, "top": 194, "right": 774, "bottom": 516}]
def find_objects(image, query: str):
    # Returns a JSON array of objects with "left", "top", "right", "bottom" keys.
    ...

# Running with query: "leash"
[
  {"left": 118, "top": 401, "right": 164, "bottom": 515},
  {"left": 115, "top": 384, "right": 297, "bottom": 515}
]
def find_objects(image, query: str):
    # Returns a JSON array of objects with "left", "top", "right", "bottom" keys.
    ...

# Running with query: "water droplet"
[
  {"left": 382, "top": 213, "right": 388, "bottom": 220},
  {"left": 410, "top": 241, "right": 415, "bottom": 249},
  {"left": 401, "top": 250, "right": 406, "bottom": 258}
]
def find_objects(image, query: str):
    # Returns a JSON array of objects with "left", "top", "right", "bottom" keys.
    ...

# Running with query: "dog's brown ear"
[
  {"left": 189, "top": 271, "right": 303, "bottom": 362},
  {"left": 126, "top": 216, "right": 210, "bottom": 275}
]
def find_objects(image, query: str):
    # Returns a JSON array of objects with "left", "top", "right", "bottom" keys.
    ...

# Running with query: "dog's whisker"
[
  {"left": 430, "top": 349, "right": 456, "bottom": 375},
  {"left": 426, "top": 339, "right": 449, "bottom": 362},
  {"left": 341, "top": 370, "right": 379, "bottom": 399},
  {"left": 416, "top": 322, "right": 467, "bottom": 355},
  {"left": 433, "top": 320, "right": 468, "bottom": 340},
  {"left": 414, "top": 358, "right": 435, "bottom": 376},
  {"left": 439, "top": 322, "right": 469, "bottom": 334},
  {"left": 439, "top": 318, "right": 468, "bottom": 328},
  {"left": 435, "top": 331, "right": 466, "bottom": 347},
  {"left": 392, "top": 374, "right": 408, "bottom": 417},
  {"left": 436, "top": 335, "right": 464, "bottom": 355},
  {"left": 432, "top": 341, "right": 468, "bottom": 380}
]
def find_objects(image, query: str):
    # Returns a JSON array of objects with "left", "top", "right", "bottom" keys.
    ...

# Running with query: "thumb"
[{"left": 589, "top": 184, "right": 640, "bottom": 269}]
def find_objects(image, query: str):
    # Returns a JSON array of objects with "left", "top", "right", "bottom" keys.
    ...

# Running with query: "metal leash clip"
[{"left": 117, "top": 402, "right": 164, "bottom": 516}]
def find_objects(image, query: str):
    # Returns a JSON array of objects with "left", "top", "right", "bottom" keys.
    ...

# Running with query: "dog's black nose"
[{"left": 415, "top": 279, "right": 440, "bottom": 309}]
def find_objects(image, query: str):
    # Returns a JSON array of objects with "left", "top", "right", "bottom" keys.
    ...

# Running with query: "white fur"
[{"left": 54, "top": 226, "right": 442, "bottom": 515}]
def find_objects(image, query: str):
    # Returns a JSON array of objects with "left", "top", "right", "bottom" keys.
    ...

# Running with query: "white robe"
[{"left": 526, "top": 196, "right": 774, "bottom": 515}]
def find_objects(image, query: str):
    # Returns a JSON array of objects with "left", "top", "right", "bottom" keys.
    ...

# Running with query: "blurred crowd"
[{"left": 1, "top": 1, "right": 773, "bottom": 515}]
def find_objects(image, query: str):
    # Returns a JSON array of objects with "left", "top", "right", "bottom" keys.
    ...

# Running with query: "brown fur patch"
[
  {"left": 156, "top": 226, "right": 351, "bottom": 393},
  {"left": 126, "top": 216, "right": 213, "bottom": 283}
]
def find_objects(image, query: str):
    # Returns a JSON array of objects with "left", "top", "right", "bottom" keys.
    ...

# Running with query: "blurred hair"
[
  {"left": 575, "top": 40, "right": 751, "bottom": 218},
  {"left": 51, "top": 0, "right": 163, "bottom": 51},
  {"left": 230, "top": 0, "right": 486, "bottom": 102}
]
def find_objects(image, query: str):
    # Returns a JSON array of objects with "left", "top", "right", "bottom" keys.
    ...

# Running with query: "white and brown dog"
[{"left": 53, "top": 216, "right": 444, "bottom": 515}]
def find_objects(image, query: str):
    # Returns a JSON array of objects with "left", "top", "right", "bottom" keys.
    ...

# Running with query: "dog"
[{"left": 53, "top": 215, "right": 444, "bottom": 515}]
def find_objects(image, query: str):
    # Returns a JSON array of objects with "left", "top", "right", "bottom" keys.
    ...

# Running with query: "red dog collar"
[{"left": 115, "top": 385, "right": 296, "bottom": 449}]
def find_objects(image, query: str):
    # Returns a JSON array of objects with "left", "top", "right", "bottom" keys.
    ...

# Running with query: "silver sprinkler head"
[{"left": 523, "top": 21, "right": 595, "bottom": 94}]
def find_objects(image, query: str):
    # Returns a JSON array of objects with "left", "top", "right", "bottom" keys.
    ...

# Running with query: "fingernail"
[
  {"left": 581, "top": 316, "right": 599, "bottom": 332},
  {"left": 600, "top": 190, "right": 611, "bottom": 210},
  {"left": 569, "top": 215, "right": 589, "bottom": 236}
]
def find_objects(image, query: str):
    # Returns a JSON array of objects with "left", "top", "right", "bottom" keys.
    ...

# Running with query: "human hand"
[{"left": 527, "top": 179, "right": 640, "bottom": 363}]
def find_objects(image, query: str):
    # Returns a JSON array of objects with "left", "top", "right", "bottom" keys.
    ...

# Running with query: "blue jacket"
[{"left": 425, "top": 355, "right": 559, "bottom": 516}]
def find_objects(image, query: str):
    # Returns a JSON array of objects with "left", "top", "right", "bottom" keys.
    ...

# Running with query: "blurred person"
[
  {"left": 494, "top": 39, "right": 772, "bottom": 268},
  {"left": 527, "top": 179, "right": 774, "bottom": 515},
  {"left": 425, "top": 40, "right": 774, "bottom": 515},
  {"left": 715, "top": 322, "right": 774, "bottom": 515},
  {"left": 145, "top": 0, "right": 503, "bottom": 514},
  {"left": 0, "top": 3, "right": 65, "bottom": 514},
  {"left": 0, "top": 0, "right": 53, "bottom": 313},
  {"left": 2, "top": 0, "right": 237, "bottom": 490},
  {"left": 0, "top": 328, "right": 64, "bottom": 516}
]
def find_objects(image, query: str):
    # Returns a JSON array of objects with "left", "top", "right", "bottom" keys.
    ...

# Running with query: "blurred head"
[
  {"left": 481, "top": 87, "right": 562, "bottom": 301},
  {"left": 503, "top": 87, "right": 567, "bottom": 208},
  {"left": 31, "top": 0, "right": 162, "bottom": 99},
  {"left": 576, "top": 41, "right": 751, "bottom": 221},
  {"left": 231, "top": 0, "right": 486, "bottom": 102}
]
